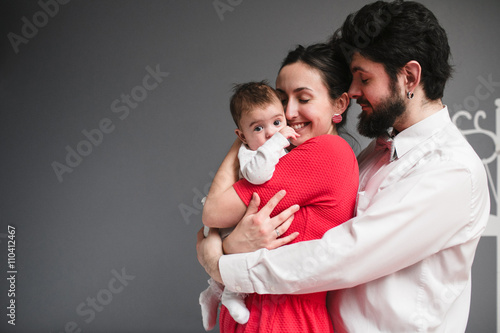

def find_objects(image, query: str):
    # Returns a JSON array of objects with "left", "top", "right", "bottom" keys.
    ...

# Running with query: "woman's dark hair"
[
  {"left": 280, "top": 38, "right": 358, "bottom": 146},
  {"left": 336, "top": 0, "right": 452, "bottom": 100},
  {"left": 279, "top": 42, "right": 352, "bottom": 130}
]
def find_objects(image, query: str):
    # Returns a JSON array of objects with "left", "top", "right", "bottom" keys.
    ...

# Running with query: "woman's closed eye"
[{"left": 297, "top": 94, "right": 311, "bottom": 103}]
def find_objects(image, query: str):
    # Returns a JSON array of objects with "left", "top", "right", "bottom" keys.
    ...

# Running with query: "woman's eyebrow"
[
  {"left": 293, "top": 87, "right": 313, "bottom": 93},
  {"left": 276, "top": 87, "right": 313, "bottom": 93}
]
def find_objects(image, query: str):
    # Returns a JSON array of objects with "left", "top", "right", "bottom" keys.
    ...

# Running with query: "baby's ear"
[{"left": 235, "top": 128, "right": 247, "bottom": 144}]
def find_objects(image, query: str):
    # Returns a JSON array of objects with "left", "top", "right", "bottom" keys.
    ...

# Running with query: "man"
[{"left": 197, "top": 1, "right": 490, "bottom": 331}]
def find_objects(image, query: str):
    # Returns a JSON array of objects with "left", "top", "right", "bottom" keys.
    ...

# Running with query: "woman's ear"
[
  {"left": 235, "top": 128, "right": 247, "bottom": 144},
  {"left": 334, "top": 92, "right": 350, "bottom": 115},
  {"left": 403, "top": 60, "right": 421, "bottom": 94}
]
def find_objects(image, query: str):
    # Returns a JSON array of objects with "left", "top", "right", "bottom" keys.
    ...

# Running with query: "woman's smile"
[{"left": 289, "top": 122, "right": 311, "bottom": 131}]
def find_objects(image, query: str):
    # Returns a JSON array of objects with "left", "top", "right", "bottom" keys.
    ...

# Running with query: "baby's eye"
[
  {"left": 273, "top": 120, "right": 282, "bottom": 126},
  {"left": 254, "top": 126, "right": 263, "bottom": 132}
]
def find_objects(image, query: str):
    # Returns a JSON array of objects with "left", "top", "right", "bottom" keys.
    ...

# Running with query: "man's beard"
[{"left": 357, "top": 84, "right": 406, "bottom": 138}]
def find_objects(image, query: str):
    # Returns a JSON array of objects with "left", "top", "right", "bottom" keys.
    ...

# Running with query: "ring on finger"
[{"left": 275, "top": 229, "right": 280, "bottom": 237}]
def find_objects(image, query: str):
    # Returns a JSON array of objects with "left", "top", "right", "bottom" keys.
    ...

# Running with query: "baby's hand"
[{"left": 279, "top": 126, "right": 300, "bottom": 140}]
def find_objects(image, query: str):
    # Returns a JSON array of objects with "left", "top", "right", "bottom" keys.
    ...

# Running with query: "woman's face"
[{"left": 276, "top": 61, "right": 337, "bottom": 146}]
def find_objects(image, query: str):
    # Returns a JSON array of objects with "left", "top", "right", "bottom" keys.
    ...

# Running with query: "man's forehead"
[
  {"left": 349, "top": 53, "right": 387, "bottom": 74},
  {"left": 349, "top": 52, "right": 368, "bottom": 72}
]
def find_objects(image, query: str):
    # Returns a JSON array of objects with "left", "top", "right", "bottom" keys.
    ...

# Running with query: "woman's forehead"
[{"left": 276, "top": 62, "right": 326, "bottom": 91}]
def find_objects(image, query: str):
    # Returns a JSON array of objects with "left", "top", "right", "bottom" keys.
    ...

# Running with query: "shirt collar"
[{"left": 392, "top": 106, "right": 450, "bottom": 160}]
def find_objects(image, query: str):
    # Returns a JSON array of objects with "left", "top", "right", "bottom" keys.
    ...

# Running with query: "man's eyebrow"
[{"left": 351, "top": 66, "right": 367, "bottom": 73}]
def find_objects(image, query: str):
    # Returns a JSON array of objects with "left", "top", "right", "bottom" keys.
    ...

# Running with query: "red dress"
[{"left": 220, "top": 134, "right": 359, "bottom": 333}]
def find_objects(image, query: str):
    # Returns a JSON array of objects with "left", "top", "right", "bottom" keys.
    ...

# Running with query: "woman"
[{"left": 202, "top": 43, "right": 358, "bottom": 332}]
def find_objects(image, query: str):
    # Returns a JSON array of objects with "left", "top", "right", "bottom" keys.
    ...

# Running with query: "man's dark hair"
[{"left": 336, "top": 0, "right": 453, "bottom": 100}]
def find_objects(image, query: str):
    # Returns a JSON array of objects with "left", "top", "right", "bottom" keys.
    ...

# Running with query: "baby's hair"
[{"left": 230, "top": 80, "right": 281, "bottom": 128}]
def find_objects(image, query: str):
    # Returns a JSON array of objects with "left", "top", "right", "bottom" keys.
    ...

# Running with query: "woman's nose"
[{"left": 285, "top": 99, "right": 298, "bottom": 120}]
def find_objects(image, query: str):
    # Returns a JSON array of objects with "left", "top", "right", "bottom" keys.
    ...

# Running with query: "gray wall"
[{"left": 0, "top": 1, "right": 498, "bottom": 332}]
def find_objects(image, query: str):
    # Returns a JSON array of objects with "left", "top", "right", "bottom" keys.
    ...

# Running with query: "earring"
[
  {"left": 332, "top": 114, "right": 342, "bottom": 124},
  {"left": 407, "top": 91, "right": 414, "bottom": 99}
]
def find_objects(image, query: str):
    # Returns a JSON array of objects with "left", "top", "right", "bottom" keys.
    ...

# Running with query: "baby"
[{"left": 199, "top": 81, "right": 299, "bottom": 330}]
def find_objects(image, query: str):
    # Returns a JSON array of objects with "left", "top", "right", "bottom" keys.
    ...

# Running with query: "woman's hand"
[{"left": 223, "top": 190, "right": 300, "bottom": 254}]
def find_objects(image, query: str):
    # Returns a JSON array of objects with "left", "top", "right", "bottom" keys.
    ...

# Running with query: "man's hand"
[
  {"left": 223, "top": 190, "right": 300, "bottom": 254},
  {"left": 196, "top": 227, "right": 223, "bottom": 283}
]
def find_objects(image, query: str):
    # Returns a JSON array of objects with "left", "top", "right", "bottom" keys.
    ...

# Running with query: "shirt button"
[{"left": 235, "top": 286, "right": 242, "bottom": 292}]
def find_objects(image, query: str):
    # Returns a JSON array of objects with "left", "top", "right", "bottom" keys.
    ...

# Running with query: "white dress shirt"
[{"left": 219, "top": 107, "right": 490, "bottom": 332}]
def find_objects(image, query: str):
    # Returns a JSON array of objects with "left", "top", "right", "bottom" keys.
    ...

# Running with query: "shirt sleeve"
[
  {"left": 220, "top": 159, "right": 489, "bottom": 294},
  {"left": 238, "top": 132, "right": 289, "bottom": 185}
]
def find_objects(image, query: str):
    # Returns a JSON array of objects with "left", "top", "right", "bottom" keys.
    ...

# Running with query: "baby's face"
[{"left": 237, "top": 101, "right": 286, "bottom": 150}]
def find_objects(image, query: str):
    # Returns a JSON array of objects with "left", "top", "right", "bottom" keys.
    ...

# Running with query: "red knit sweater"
[{"left": 220, "top": 134, "right": 359, "bottom": 333}]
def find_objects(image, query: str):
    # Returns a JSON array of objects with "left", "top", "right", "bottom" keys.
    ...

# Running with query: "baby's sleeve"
[{"left": 238, "top": 132, "right": 289, "bottom": 185}]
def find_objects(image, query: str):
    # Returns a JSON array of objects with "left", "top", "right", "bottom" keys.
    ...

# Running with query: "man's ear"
[
  {"left": 403, "top": 60, "right": 422, "bottom": 94},
  {"left": 235, "top": 128, "right": 247, "bottom": 144}
]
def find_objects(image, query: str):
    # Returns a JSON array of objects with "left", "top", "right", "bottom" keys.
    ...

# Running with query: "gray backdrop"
[{"left": 1, "top": 1, "right": 498, "bottom": 332}]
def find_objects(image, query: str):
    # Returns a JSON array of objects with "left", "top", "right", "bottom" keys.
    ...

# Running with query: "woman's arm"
[
  {"left": 197, "top": 190, "right": 300, "bottom": 283},
  {"left": 202, "top": 138, "right": 247, "bottom": 228}
]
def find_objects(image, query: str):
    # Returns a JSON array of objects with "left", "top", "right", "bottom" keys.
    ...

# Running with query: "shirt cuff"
[{"left": 219, "top": 253, "right": 255, "bottom": 293}]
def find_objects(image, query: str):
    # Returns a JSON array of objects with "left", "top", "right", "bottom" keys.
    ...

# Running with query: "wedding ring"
[{"left": 275, "top": 229, "right": 280, "bottom": 237}]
